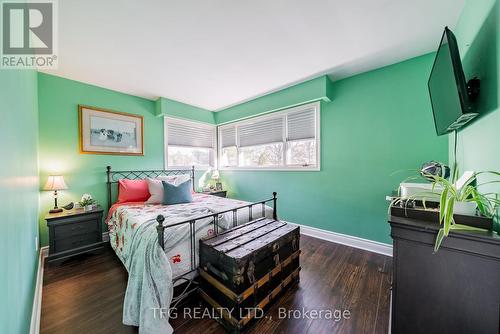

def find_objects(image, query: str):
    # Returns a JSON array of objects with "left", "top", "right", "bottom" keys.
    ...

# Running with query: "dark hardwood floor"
[{"left": 41, "top": 235, "right": 392, "bottom": 334}]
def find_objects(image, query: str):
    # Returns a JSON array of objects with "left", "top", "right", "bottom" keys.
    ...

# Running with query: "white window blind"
[
  {"left": 217, "top": 101, "right": 320, "bottom": 170},
  {"left": 238, "top": 116, "right": 284, "bottom": 147},
  {"left": 220, "top": 125, "right": 236, "bottom": 148},
  {"left": 287, "top": 107, "right": 316, "bottom": 141},
  {"left": 167, "top": 119, "right": 214, "bottom": 148}
]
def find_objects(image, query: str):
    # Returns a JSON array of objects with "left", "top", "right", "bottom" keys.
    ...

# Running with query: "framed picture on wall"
[{"left": 78, "top": 105, "right": 144, "bottom": 155}]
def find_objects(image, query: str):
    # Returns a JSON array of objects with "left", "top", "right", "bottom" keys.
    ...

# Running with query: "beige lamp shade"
[
  {"left": 211, "top": 170, "right": 220, "bottom": 180},
  {"left": 44, "top": 175, "right": 68, "bottom": 191}
]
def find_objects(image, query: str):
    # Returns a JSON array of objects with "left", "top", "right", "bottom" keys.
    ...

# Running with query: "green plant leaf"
[
  {"left": 434, "top": 228, "right": 445, "bottom": 253},
  {"left": 390, "top": 169, "right": 422, "bottom": 177},
  {"left": 444, "top": 196, "right": 455, "bottom": 236},
  {"left": 471, "top": 189, "right": 489, "bottom": 216},
  {"left": 439, "top": 187, "right": 448, "bottom": 224},
  {"left": 476, "top": 180, "right": 500, "bottom": 188},
  {"left": 451, "top": 224, "right": 487, "bottom": 232}
]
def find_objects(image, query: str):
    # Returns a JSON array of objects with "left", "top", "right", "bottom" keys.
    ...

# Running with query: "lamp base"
[{"left": 49, "top": 208, "right": 63, "bottom": 214}]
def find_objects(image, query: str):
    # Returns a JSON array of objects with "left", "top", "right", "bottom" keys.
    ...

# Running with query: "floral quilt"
[{"left": 105, "top": 193, "right": 273, "bottom": 334}]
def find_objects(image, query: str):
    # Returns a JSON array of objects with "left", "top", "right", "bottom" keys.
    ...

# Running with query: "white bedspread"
[{"left": 106, "top": 193, "right": 273, "bottom": 334}]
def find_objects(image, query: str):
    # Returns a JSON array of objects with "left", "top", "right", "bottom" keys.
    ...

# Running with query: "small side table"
[{"left": 45, "top": 206, "right": 106, "bottom": 264}]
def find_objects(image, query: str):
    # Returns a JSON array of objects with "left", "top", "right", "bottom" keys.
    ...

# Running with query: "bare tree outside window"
[
  {"left": 168, "top": 146, "right": 212, "bottom": 167},
  {"left": 240, "top": 143, "right": 283, "bottom": 167},
  {"left": 287, "top": 140, "right": 316, "bottom": 166}
]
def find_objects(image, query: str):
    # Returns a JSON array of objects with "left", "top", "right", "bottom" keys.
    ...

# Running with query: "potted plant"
[
  {"left": 79, "top": 193, "right": 96, "bottom": 212},
  {"left": 424, "top": 171, "right": 500, "bottom": 251},
  {"left": 392, "top": 170, "right": 500, "bottom": 252}
]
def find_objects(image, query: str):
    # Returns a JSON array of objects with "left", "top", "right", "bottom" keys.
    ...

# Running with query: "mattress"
[{"left": 106, "top": 193, "right": 274, "bottom": 279}]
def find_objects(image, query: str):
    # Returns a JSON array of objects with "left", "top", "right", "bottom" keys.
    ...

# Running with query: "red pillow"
[{"left": 117, "top": 179, "right": 150, "bottom": 203}]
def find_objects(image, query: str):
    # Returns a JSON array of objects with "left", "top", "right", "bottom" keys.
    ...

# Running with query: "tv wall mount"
[{"left": 467, "top": 77, "right": 480, "bottom": 102}]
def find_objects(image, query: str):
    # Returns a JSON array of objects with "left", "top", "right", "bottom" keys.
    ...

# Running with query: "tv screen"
[{"left": 428, "top": 27, "right": 477, "bottom": 136}]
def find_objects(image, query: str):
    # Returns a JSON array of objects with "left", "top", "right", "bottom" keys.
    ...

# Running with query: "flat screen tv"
[{"left": 428, "top": 27, "right": 479, "bottom": 136}]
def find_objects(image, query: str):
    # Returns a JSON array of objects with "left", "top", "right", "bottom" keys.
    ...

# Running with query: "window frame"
[
  {"left": 217, "top": 101, "right": 320, "bottom": 171},
  {"left": 164, "top": 117, "right": 216, "bottom": 169}
]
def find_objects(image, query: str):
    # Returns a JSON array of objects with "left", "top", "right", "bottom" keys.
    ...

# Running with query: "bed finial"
[
  {"left": 191, "top": 165, "right": 195, "bottom": 192},
  {"left": 272, "top": 192, "right": 278, "bottom": 220},
  {"left": 156, "top": 215, "right": 165, "bottom": 250},
  {"left": 106, "top": 166, "right": 112, "bottom": 211}
]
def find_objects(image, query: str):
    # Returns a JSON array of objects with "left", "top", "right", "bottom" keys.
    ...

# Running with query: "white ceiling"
[{"left": 41, "top": 0, "right": 465, "bottom": 111}]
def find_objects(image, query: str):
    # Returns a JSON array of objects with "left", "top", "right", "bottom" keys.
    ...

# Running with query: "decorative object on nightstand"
[
  {"left": 211, "top": 169, "right": 223, "bottom": 191},
  {"left": 44, "top": 175, "right": 68, "bottom": 213},
  {"left": 79, "top": 193, "right": 96, "bottom": 212},
  {"left": 45, "top": 206, "right": 105, "bottom": 264},
  {"left": 62, "top": 202, "right": 74, "bottom": 210}
]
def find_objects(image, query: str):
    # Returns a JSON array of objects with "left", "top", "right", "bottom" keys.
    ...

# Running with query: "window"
[
  {"left": 218, "top": 102, "right": 320, "bottom": 170},
  {"left": 165, "top": 117, "right": 215, "bottom": 168}
]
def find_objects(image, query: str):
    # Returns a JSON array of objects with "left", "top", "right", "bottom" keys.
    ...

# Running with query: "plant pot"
[
  {"left": 84, "top": 205, "right": 93, "bottom": 212},
  {"left": 390, "top": 206, "right": 493, "bottom": 230},
  {"left": 453, "top": 201, "right": 477, "bottom": 216}
]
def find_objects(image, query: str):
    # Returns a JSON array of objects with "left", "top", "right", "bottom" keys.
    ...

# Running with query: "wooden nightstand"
[
  {"left": 201, "top": 190, "right": 227, "bottom": 198},
  {"left": 45, "top": 206, "right": 106, "bottom": 264}
]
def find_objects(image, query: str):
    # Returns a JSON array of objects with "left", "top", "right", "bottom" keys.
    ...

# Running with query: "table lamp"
[{"left": 44, "top": 175, "right": 68, "bottom": 213}]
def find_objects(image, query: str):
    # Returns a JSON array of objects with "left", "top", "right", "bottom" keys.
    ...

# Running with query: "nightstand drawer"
[
  {"left": 211, "top": 190, "right": 226, "bottom": 198},
  {"left": 55, "top": 233, "right": 100, "bottom": 253},
  {"left": 54, "top": 220, "right": 98, "bottom": 239},
  {"left": 201, "top": 190, "right": 227, "bottom": 198}
]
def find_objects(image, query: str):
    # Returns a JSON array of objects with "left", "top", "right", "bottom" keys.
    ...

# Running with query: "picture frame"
[
  {"left": 78, "top": 105, "right": 144, "bottom": 155},
  {"left": 215, "top": 182, "right": 223, "bottom": 191}
]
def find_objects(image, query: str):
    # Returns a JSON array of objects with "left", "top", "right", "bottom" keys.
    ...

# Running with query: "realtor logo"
[{"left": 1, "top": 0, "right": 57, "bottom": 69}]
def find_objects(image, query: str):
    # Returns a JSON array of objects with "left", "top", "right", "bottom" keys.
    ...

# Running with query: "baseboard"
[
  {"left": 289, "top": 223, "right": 393, "bottom": 257},
  {"left": 30, "top": 246, "right": 48, "bottom": 334}
]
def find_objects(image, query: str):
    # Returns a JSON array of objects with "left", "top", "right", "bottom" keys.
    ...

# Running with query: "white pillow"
[
  {"left": 145, "top": 174, "right": 191, "bottom": 204},
  {"left": 168, "top": 174, "right": 191, "bottom": 185}
]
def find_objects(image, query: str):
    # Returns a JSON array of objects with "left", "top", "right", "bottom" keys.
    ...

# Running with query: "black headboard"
[{"left": 106, "top": 165, "right": 195, "bottom": 210}]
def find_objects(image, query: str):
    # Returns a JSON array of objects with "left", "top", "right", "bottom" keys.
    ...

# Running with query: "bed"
[{"left": 105, "top": 166, "right": 277, "bottom": 334}]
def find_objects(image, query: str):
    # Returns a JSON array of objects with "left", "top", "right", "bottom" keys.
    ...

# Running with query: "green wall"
[
  {"left": 219, "top": 56, "right": 448, "bottom": 244},
  {"left": 452, "top": 0, "right": 500, "bottom": 219},
  {"left": 37, "top": 73, "right": 166, "bottom": 246},
  {"left": 215, "top": 76, "right": 334, "bottom": 124},
  {"left": 37, "top": 51, "right": 453, "bottom": 247},
  {"left": 0, "top": 70, "right": 40, "bottom": 333},
  {"left": 37, "top": 73, "right": 219, "bottom": 247},
  {"left": 155, "top": 97, "right": 215, "bottom": 124}
]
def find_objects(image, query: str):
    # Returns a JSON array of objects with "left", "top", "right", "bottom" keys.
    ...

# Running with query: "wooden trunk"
[{"left": 199, "top": 218, "right": 300, "bottom": 333}]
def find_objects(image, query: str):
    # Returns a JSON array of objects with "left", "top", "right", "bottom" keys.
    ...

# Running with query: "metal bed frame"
[{"left": 106, "top": 165, "right": 278, "bottom": 283}]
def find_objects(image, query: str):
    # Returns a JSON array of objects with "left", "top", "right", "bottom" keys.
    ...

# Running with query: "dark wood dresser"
[
  {"left": 45, "top": 207, "right": 106, "bottom": 264},
  {"left": 389, "top": 214, "right": 500, "bottom": 334}
]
